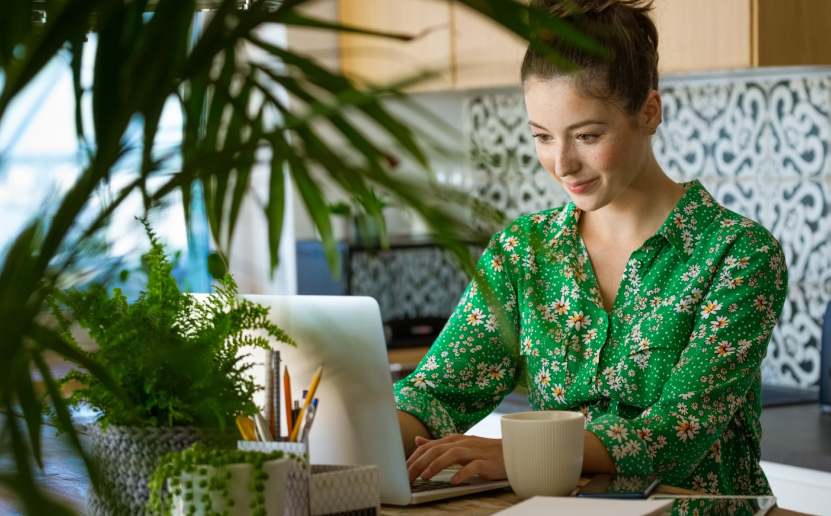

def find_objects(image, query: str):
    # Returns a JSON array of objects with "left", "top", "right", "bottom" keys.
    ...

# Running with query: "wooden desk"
[
  {"left": 0, "top": 414, "right": 813, "bottom": 516},
  {"left": 380, "top": 478, "right": 811, "bottom": 516},
  {"left": 388, "top": 347, "right": 430, "bottom": 370}
]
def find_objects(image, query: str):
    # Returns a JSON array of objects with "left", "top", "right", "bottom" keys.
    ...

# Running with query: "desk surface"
[
  {"left": 0, "top": 415, "right": 812, "bottom": 516},
  {"left": 380, "top": 480, "right": 809, "bottom": 516}
]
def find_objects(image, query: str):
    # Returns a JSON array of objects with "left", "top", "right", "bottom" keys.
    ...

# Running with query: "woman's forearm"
[
  {"left": 398, "top": 410, "right": 614, "bottom": 474},
  {"left": 397, "top": 410, "right": 432, "bottom": 458},
  {"left": 582, "top": 429, "right": 616, "bottom": 474}
]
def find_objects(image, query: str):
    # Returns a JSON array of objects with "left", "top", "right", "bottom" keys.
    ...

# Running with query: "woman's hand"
[{"left": 406, "top": 434, "right": 507, "bottom": 485}]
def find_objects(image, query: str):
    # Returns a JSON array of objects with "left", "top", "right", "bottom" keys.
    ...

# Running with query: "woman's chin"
[{"left": 570, "top": 194, "right": 608, "bottom": 213}]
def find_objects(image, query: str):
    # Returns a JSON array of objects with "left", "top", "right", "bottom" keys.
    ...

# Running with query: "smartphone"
[{"left": 577, "top": 473, "right": 662, "bottom": 499}]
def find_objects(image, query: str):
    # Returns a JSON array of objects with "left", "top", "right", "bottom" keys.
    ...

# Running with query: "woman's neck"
[{"left": 578, "top": 157, "right": 686, "bottom": 247}]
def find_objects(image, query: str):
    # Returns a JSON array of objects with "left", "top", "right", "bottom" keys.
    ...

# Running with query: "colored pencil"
[
  {"left": 273, "top": 350, "right": 280, "bottom": 438},
  {"left": 284, "top": 366, "right": 293, "bottom": 438},
  {"left": 290, "top": 365, "right": 323, "bottom": 442}
]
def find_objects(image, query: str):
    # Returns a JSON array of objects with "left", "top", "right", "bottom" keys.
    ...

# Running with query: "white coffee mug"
[{"left": 501, "top": 411, "right": 585, "bottom": 498}]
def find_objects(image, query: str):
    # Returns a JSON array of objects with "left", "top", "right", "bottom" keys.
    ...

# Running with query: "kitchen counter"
[{"left": 760, "top": 404, "right": 831, "bottom": 472}]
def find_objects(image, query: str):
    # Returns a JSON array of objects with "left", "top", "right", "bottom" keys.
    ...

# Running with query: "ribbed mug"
[{"left": 501, "top": 411, "right": 585, "bottom": 498}]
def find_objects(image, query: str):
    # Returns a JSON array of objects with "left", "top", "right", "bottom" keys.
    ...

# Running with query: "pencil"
[
  {"left": 290, "top": 365, "right": 323, "bottom": 442},
  {"left": 273, "top": 350, "right": 280, "bottom": 439},
  {"left": 284, "top": 366, "right": 293, "bottom": 438}
]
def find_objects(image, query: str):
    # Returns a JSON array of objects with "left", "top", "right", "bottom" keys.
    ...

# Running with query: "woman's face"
[{"left": 523, "top": 77, "right": 658, "bottom": 212}]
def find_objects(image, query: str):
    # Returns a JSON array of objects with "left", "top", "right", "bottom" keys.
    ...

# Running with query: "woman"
[{"left": 395, "top": 0, "right": 787, "bottom": 495}]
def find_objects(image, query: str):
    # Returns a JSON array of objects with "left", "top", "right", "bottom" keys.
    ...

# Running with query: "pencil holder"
[
  {"left": 237, "top": 441, "right": 380, "bottom": 516},
  {"left": 239, "top": 440, "right": 309, "bottom": 516}
]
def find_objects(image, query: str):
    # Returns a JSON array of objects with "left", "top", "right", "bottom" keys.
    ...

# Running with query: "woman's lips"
[{"left": 564, "top": 179, "right": 597, "bottom": 194}]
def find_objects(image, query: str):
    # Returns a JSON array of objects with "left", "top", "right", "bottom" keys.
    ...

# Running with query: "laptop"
[{"left": 241, "top": 295, "right": 511, "bottom": 505}]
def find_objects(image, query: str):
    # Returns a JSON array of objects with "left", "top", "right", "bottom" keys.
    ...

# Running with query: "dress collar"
[
  {"left": 545, "top": 180, "right": 721, "bottom": 263},
  {"left": 655, "top": 180, "right": 722, "bottom": 262}
]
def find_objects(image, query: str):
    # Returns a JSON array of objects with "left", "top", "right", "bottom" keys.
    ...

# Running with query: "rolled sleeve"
[
  {"left": 588, "top": 411, "right": 655, "bottom": 474},
  {"left": 393, "top": 232, "right": 521, "bottom": 437}
]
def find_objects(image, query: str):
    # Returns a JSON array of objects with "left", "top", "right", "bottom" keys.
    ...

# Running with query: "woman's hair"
[{"left": 521, "top": 0, "right": 659, "bottom": 116}]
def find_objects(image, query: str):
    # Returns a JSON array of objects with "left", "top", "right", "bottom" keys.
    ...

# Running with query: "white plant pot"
[{"left": 171, "top": 457, "right": 289, "bottom": 516}]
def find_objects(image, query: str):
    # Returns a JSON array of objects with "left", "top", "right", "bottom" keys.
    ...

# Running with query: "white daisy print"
[
  {"left": 715, "top": 341, "right": 735, "bottom": 357},
  {"left": 675, "top": 417, "right": 700, "bottom": 442},
  {"left": 466, "top": 308, "right": 486, "bottom": 326},
  {"left": 484, "top": 317, "right": 499, "bottom": 333},
  {"left": 582, "top": 328, "right": 598, "bottom": 344},
  {"left": 567, "top": 311, "right": 591, "bottom": 330},
  {"left": 491, "top": 255, "right": 504, "bottom": 271},
  {"left": 710, "top": 315, "right": 729, "bottom": 331},
  {"left": 700, "top": 300, "right": 722, "bottom": 319},
  {"left": 551, "top": 296, "right": 571, "bottom": 315},
  {"left": 551, "top": 384, "right": 566, "bottom": 404},
  {"left": 487, "top": 364, "right": 505, "bottom": 380},
  {"left": 535, "top": 368, "right": 552, "bottom": 388},
  {"left": 411, "top": 372, "right": 435, "bottom": 390},
  {"left": 606, "top": 423, "right": 628, "bottom": 442}
]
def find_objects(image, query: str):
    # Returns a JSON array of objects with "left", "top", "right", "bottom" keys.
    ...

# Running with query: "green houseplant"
[
  {"left": 147, "top": 443, "right": 293, "bottom": 516},
  {"left": 45, "top": 220, "right": 297, "bottom": 515},
  {"left": 0, "top": 1, "right": 596, "bottom": 514}
]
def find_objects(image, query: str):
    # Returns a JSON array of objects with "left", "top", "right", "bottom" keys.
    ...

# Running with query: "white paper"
[{"left": 494, "top": 496, "right": 674, "bottom": 516}]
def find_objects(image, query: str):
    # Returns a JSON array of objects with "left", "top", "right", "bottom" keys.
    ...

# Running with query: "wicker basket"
[
  {"left": 85, "top": 423, "right": 236, "bottom": 516},
  {"left": 238, "top": 440, "right": 380, "bottom": 516}
]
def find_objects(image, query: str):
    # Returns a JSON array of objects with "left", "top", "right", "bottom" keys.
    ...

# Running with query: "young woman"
[{"left": 395, "top": 0, "right": 787, "bottom": 496}]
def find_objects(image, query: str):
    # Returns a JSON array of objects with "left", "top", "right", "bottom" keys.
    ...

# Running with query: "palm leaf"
[{"left": 0, "top": 1, "right": 599, "bottom": 513}]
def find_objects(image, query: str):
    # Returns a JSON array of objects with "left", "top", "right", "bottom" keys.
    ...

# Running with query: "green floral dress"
[{"left": 394, "top": 181, "right": 788, "bottom": 495}]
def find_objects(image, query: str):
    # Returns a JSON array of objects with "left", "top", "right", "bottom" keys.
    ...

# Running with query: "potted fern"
[{"left": 45, "top": 221, "right": 296, "bottom": 516}]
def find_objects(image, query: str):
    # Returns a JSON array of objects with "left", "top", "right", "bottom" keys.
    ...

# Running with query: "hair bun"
[{"left": 531, "top": 0, "right": 654, "bottom": 18}]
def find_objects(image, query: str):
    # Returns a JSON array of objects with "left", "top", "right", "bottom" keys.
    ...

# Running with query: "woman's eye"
[
  {"left": 533, "top": 134, "right": 552, "bottom": 143},
  {"left": 576, "top": 133, "right": 598, "bottom": 142}
]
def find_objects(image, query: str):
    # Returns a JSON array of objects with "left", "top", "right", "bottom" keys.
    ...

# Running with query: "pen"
[
  {"left": 284, "top": 366, "right": 293, "bottom": 439},
  {"left": 302, "top": 390, "right": 318, "bottom": 409},
  {"left": 290, "top": 365, "right": 323, "bottom": 442},
  {"left": 300, "top": 403, "right": 317, "bottom": 444}
]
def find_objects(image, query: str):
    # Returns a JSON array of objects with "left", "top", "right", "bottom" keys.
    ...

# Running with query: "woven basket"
[{"left": 85, "top": 423, "right": 236, "bottom": 516}]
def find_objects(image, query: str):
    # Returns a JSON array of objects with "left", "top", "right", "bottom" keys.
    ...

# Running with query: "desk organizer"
[{"left": 238, "top": 441, "right": 380, "bottom": 516}]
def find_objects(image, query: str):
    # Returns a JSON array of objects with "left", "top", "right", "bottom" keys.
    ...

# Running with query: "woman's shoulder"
[{"left": 710, "top": 205, "right": 783, "bottom": 256}]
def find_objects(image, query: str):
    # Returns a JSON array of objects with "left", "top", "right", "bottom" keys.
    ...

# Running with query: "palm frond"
[{"left": 0, "top": 1, "right": 597, "bottom": 512}]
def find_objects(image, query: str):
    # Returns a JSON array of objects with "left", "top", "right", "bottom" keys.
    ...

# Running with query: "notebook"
[{"left": 494, "top": 496, "right": 674, "bottom": 516}]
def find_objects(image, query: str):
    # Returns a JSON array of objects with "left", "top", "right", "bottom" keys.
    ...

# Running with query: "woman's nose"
[{"left": 550, "top": 141, "right": 579, "bottom": 178}]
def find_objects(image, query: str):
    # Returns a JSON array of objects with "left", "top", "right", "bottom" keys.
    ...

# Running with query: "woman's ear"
[{"left": 642, "top": 89, "right": 662, "bottom": 133}]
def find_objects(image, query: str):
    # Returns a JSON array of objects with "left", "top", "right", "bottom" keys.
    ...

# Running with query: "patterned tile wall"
[{"left": 463, "top": 68, "right": 831, "bottom": 387}]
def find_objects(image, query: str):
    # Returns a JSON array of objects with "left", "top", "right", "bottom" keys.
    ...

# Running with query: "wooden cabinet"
[
  {"left": 755, "top": 0, "right": 831, "bottom": 67},
  {"left": 653, "top": 0, "right": 752, "bottom": 73},
  {"left": 338, "top": 0, "right": 453, "bottom": 91},
  {"left": 334, "top": 0, "right": 831, "bottom": 92},
  {"left": 452, "top": 2, "right": 526, "bottom": 90}
]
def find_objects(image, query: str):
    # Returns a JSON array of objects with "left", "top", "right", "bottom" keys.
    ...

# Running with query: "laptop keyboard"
[{"left": 411, "top": 479, "right": 471, "bottom": 493}]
